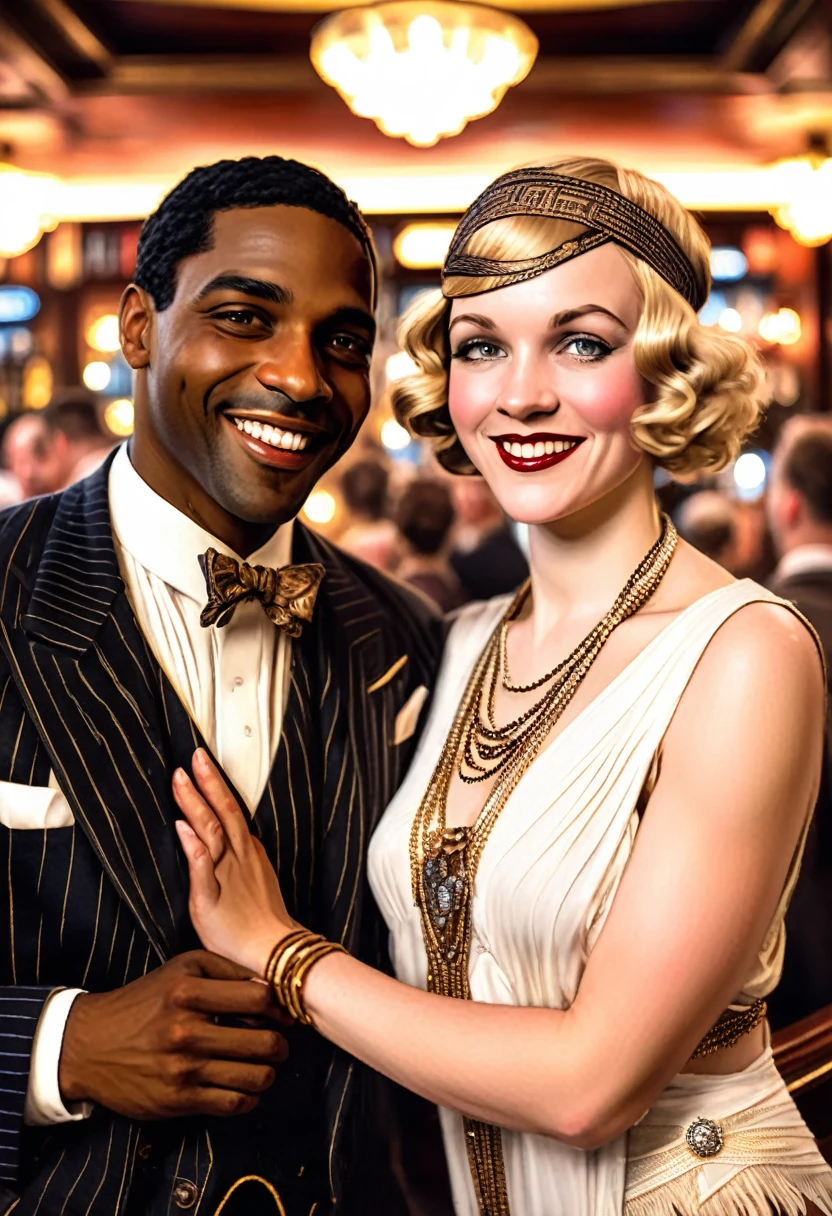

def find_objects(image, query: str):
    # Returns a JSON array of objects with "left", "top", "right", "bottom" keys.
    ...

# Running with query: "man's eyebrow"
[
  {"left": 195, "top": 275, "right": 293, "bottom": 306},
  {"left": 324, "top": 306, "right": 376, "bottom": 337},
  {"left": 550, "top": 305, "right": 627, "bottom": 328},
  {"left": 448, "top": 313, "right": 496, "bottom": 334}
]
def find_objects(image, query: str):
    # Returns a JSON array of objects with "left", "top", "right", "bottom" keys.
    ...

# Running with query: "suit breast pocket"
[{"left": 0, "top": 773, "right": 75, "bottom": 830}]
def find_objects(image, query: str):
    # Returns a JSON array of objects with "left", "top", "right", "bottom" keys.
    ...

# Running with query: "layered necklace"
[{"left": 409, "top": 514, "right": 678, "bottom": 1215}]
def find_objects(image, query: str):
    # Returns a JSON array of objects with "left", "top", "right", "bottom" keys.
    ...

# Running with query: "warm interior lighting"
[
  {"left": 0, "top": 164, "right": 58, "bottom": 258},
  {"left": 310, "top": 1, "right": 538, "bottom": 146},
  {"left": 87, "top": 314, "right": 122, "bottom": 354},
  {"left": 394, "top": 221, "right": 456, "bottom": 268},
  {"left": 104, "top": 397, "right": 135, "bottom": 437},
  {"left": 303, "top": 489, "right": 337, "bottom": 524},
  {"left": 82, "top": 361, "right": 112, "bottom": 392},
  {"left": 22, "top": 357, "right": 54, "bottom": 411},
  {"left": 385, "top": 350, "right": 419, "bottom": 381},
  {"left": 773, "top": 149, "right": 832, "bottom": 248},
  {"left": 758, "top": 308, "right": 802, "bottom": 346},
  {"left": 380, "top": 418, "right": 411, "bottom": 450},
  {"left": 718, "top": 308, "right": 742, "bottom": 333}
]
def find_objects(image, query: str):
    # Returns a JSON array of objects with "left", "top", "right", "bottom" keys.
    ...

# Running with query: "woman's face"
[{"left": 447, "top": 243, "right": 646, "bottom": 526}]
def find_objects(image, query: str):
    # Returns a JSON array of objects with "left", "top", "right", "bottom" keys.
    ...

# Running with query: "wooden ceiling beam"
[
  {"left": 0, "top": 15, "right": 69, "bottom": 103},
  {"left": 723, "top": 0, "right": 815, "bottom": 72},
  {"left": 28, "top": 0, "right": 112, "bottom": 71}
]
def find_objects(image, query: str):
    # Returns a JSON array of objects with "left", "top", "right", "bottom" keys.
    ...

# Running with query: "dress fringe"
[{"left": 625, "top": 1163, "right": 832, "bottom": 1216}]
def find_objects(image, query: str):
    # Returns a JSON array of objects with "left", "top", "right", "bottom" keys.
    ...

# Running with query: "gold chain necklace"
[{"left": 410, "top": 515, "right": 678, "bottom": 1215}]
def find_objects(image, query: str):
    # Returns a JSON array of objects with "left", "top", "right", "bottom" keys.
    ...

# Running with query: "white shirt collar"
[
  {"left": 774, "top": 543, "right": 832, "bottom": 583},
  {"left": 108, "top": 442, "right": 293, "bottom": 603}
]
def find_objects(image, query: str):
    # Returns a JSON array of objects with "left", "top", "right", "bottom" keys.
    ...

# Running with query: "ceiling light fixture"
[
  {"left": 310, "top": 0, "right": 538, "bottom": 147},
  {"left": 772, "top": 137, "right": 832, "bottom": 248}
]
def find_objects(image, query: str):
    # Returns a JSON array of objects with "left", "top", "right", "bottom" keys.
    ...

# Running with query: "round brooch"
[{"left": 685, "top": 1117, "right": 724, "bottom": 1158}]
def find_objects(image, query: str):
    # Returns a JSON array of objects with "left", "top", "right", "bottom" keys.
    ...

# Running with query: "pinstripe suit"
[{"left": 0, "top": 459, "right": 443, "bottom": 1215}]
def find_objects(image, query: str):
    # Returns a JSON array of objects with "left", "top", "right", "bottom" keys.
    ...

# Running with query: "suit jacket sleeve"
[{"left": 0, "top": 986, "right": 53, "bottom": 1185}]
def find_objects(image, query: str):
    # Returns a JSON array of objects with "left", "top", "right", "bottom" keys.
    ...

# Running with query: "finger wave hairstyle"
[{"left": 392, "top": 157, "right": 768, "bottom": 480}]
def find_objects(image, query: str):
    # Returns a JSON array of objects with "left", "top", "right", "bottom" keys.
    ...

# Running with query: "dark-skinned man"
[{"left": 0, "top": 157, "right": 444, "bottom": 1216}]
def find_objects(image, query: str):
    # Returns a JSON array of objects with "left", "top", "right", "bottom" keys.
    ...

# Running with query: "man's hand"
[{"left": 59, "top": 951, "right": 288, "bottom": 1120}]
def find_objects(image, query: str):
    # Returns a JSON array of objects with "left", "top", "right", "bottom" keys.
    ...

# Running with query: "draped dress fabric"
[{"left": 368, "top": 580, "right": 832, "bottom": 1216}]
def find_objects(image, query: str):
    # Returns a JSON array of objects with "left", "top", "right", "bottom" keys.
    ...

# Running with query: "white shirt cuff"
[{"left": 24, "top": 988, "right": 94, "bottom": 1126}]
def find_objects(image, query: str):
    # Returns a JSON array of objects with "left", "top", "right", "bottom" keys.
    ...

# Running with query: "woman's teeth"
[
  {"left": 502, "top": 439, "right": 579, "bottom": 458},
  {"left": 233, "top": 417, "right": 310, "bottom": 451}
]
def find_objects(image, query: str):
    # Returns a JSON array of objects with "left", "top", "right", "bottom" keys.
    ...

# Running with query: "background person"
[
  {"left": 338, "top": 456, "right": 399, "bottom": 570},
  {"left": 448, "top": 477, "right": 528, "bottom": 601},
  {"left": 766, "top": 415, "right": 832, "bottom": 1029},
  {"left": 395, "top": 477, "right": 466, "bottom": 613},
  {"left": 676, "top": 489, "right": 738, "bottom": 571},
  {"left": 1, "top": 412, "right": 67, "bottom": 499},
  {"left": 44, "top": 391, "right": 117, "bottom": 483}
]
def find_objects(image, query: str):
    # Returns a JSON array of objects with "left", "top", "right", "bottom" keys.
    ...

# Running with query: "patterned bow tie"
[{"left": 199, "top": 548, "right": 325, "bottom": 637}]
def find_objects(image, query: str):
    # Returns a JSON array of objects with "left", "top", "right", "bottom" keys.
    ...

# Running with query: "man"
[
  {"left": 43, "top": 391, "right": 116, "bottom": 483},
  {"left": 1, "top": 412, "right": 66, "bottom": 499},
  {"left": 676, "top": 489, "right": 738, "bottom": 572},
  {"left": 449, "top": 477, "right": 528, "bottom": 602},
  {"left": 767, "top": 415, "right": 832, "bottom": 1028},
  {"left": 0, "top": 157, "right": 442, "bottom": 1215}
]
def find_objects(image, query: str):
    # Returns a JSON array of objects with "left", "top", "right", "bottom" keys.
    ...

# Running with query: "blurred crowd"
[{"left": 0, "top": 390, "right": 117, "bottom": 506}]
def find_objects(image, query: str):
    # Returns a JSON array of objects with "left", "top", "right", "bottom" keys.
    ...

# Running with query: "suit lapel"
[{"left": 0, "top": 461, "right": 189, "bottom": 961}]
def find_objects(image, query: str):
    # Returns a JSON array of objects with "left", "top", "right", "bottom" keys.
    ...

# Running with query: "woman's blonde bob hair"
[{"left": 392, "top": 157, "right": 767, "bottom": 481}]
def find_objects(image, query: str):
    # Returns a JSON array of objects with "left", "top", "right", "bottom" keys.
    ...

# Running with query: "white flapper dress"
[{"left": 368, "top": 580, "right": 832, "bottom": 1216}]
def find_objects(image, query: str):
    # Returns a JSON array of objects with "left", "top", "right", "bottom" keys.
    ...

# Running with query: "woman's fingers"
[
  {"left": 175, "top": 819, "right": 221, "bottom": 907},
  {"left": 191, "top": 749, "right": 251, "bottom": 854},
  {"left": 172, "top": 768, "right": 227, "bottom": 863}
]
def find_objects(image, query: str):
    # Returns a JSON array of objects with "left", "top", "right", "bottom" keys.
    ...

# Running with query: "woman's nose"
[{"left": 494, "top": 352, "right": 559, "bottom": 420}]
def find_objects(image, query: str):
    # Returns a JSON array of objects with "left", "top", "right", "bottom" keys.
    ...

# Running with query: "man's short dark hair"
[
  {"left": 341, "top": 459, "right": 389, "bottom": 521},
  {"left": 782, "top": 426, "right": 832, "bottom": 525},
  {"left": 134, "top": 155, "right": 376, "bottom": 312},
  {"left": 396, "top": 478, "right": 455, "bottom": 556}
]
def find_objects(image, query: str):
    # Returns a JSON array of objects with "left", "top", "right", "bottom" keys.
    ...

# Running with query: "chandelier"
[
  {"left": 772, "top": 141, "right": 832, "bottom": 247},
  {"left": 310, "top": 0, "right": 538, "bottom": 147}
]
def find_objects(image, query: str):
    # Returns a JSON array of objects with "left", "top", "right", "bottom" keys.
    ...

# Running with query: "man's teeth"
[
  {"left": 502, "top": 439, "right": 579, "bottom": 458},
  {"left": 233, "top": 418, "right": 310, "bottom": 451}
]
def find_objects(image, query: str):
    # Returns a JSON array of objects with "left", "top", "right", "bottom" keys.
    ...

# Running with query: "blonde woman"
[{"left": 172, "top": 159, "right": 832, "bottom": 1216}]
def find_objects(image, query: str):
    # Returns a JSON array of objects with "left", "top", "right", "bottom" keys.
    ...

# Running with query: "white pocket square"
[
  {"left": 393, "top": 685, "right": 429, "bottom": 747},
  {"left": 0, "top": 771, "right": 75, "bottom": 830}
]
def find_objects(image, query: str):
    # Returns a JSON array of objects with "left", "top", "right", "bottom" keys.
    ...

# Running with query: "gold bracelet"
[
  {"left": 264, "top": 930, "right": 348, "bottom": 1026},
  {"left": 286, "top": 942, "right": 347, "bottom": 1025}
]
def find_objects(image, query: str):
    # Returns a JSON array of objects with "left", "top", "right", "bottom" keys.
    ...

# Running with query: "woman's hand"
[{"left": 173, "top": 749, "right": 299, "bottom": 976}]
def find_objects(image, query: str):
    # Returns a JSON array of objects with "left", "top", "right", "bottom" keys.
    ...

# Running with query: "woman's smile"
[{"left": 490, "top": 432, "right": 586, "bottom": 473}]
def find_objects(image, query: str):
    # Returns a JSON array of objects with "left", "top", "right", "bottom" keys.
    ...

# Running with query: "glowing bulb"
[
  {"left": 104, "top": 397, "right": 134, "bottom": 437},
  {"left": 82, "top": 361, "right": 111, "bottom": 392},
  {"left": 758, "top": 307, "right": 802, "bottom": 346},
  {"left": 394, "top": 221, "right": 456, "bottom": 269},
  {"left": 718, "top": 308, "right": 742, "bottom": 333},
  {"left": 381, "top": 418, "right": 411, "bottom": 451},
  {"left": 303, "top": 489, "right": 337, "bottom": 525},
  {"left": 87, "top": 314, "right": 121, "bottom": 353},
  {"left": 710, "top": 247, "right": 747, "bottom": 281},
  {"left": 733, "top": 452, "right": 766, "bottom": 493},
  {"left": 385, "top": 351, "right": 418, "bottom": 381}
]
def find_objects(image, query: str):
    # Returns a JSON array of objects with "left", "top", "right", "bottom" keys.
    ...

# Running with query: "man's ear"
[
  {"left": 783, "top": 486, "right": 802, "bottom": 529},
  {"left": 120, "top": 284, "right": 154, "bottom": 370}
]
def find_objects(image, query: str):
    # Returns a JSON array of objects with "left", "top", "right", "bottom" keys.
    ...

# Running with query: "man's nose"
[{"left": 255, "top": 332, "right": 332, "bottom": 405}]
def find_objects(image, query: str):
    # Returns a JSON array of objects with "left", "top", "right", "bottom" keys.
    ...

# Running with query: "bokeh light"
[{"left": 82, "top": 361, "right": 112, "bottom": 391}]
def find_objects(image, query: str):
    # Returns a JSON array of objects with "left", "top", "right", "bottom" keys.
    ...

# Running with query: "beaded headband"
[{"left": 442, "top": 168, "right": 707, "bottom": 312}]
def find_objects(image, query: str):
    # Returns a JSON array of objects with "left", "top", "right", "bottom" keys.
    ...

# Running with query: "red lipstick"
[{"left": 490, "top": 433, "right": 586, "bottom": 473}]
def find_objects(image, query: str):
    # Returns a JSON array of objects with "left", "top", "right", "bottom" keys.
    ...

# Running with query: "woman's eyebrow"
[
  {"left": 448, "top": 313, "right": 496, "bottom": 335},
  {"left": 550, "top": 304, "right": 627, "bottom": 328}
]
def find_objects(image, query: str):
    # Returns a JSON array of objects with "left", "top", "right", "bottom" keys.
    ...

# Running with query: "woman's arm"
[{"left": 175, "top": 602, "right": 824, "bottom": 1149}]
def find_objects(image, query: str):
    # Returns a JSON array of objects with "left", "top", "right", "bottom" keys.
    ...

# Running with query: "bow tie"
[{"left": 199, "top": 547, "right": 325, "bottom": 637}]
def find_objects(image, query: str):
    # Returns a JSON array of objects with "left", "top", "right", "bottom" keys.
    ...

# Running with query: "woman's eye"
[
  {"left": 452, "top": 339, "right": 505, "bottom": 362},
  {"left": 562, "top": 335, "right": 612, "bottom": 360}
]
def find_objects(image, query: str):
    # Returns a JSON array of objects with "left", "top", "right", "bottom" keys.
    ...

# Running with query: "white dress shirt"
[
  {"left": 772, "top": 542, "right": 832, "bottom": 583},
  {"left": 25, "top": 443, "right": 295, "bottom": 1125}
]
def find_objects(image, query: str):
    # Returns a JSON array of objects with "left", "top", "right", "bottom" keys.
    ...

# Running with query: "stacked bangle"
[{"left": 264, "top": 929, "right": 348, "bottom": 1026}]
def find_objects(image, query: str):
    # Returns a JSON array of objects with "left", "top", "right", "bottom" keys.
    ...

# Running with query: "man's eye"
[
  {"left": 451, "top": 339, "right": 505, "bottom": 362},
  {"left": 214, "top": 309, "right": 261, "bottom": 326},
  {"left": 330, "top": 334, "right": 371, "bottom": 362}
]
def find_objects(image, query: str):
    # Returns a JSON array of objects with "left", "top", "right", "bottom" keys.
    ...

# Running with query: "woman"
[{"left": 173, "top": 158, "right": 832, "bottom": 1216}]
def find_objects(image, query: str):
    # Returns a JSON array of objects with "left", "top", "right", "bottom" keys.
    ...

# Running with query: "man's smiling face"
[{"left": 128, "top": 204, "right": 375, "bottom": 528}]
